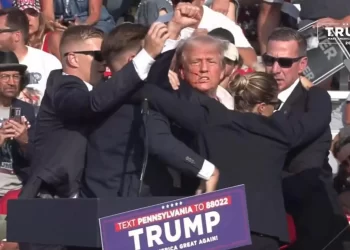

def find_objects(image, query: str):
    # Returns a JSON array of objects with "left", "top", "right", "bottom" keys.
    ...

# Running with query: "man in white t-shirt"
[
  {"left": 0, "top": 8, "right": 61, "bottom": 108},
  {"left": 157, "top": 0, "right": 258, "bottom": 68}
]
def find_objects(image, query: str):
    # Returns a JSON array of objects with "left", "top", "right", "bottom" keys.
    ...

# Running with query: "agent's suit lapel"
[{"left": 280, "top": 81, "right": 304, "bottom": 114}]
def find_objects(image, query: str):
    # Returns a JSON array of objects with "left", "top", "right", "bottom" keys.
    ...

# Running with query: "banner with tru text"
[
  {"left": 298, "top": 20, "right": 350, "bottom": 85},
  {"left": 99, "top": 185, "right": 251, "bottom": 250}
]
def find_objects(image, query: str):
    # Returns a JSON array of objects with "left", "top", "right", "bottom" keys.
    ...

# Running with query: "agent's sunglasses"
[
  {"left": 268, "top": 99, "right": 282, "bottom": 110},
  {"left": 262, "top": 54, "right": 304, "bottom": 68},
  {"left": 64, "top": 50, "right": 104, "bottom": 62},
  {"left": 235, "top": 97, "right": 282, "bottom": 111}
]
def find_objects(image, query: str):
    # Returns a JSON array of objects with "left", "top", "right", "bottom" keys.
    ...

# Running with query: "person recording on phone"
[
  {"left": 0, "top": 51, "right": 35, "bottom": 198},
  {"left": 20, "top": 23, "right": 170, "bottom": 201}
]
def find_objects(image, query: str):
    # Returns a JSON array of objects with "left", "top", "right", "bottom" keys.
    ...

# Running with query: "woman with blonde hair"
[
  {"left": 139, "top": 72, "right": 331, "bottom": 249},
  {"left": 13, "top": 0, "right": 60, "bottom": 59}
]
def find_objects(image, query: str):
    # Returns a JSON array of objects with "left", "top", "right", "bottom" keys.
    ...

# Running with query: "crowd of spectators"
[{"left": 0, "top": 0, "right": 349, "bottom": 250}]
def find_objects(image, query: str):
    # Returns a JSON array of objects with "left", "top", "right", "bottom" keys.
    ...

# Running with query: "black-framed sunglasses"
[
  {"left": 0, "top": 28, "right": 17, "bottom": 33},
  {"left": 267, "top": 99, "right": 282, "bottom": 110},
  {"left": 23, "top": 8, "right": 40, "bottom": 17},
  {"left": 64, "top": 50, "right": 104, "bottom": 62},
  {"left": 262, "top": 54, "right": 304, "bottom": 68},
  {"left": 235, "top": 96, "right": 282, "bottom": 111}
]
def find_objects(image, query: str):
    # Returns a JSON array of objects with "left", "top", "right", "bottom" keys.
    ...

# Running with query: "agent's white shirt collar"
[
  {"left": 278, "top": 78, "right": 299, "bottom": 110},
  {"left": 62, "top": 72, "right": 93, "bottom": 91},
  {"left": 216, "top": 86, "right": 234, "bottom": 110}
]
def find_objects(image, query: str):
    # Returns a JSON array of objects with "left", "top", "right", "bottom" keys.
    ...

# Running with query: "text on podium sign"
[{"left": 99, "top": 185, "right": 251, "bottom": 250}]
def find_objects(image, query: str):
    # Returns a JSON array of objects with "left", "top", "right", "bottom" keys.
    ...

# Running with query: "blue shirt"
[{"left": 1, "top": 0, "right": 13, "bottom": 8}]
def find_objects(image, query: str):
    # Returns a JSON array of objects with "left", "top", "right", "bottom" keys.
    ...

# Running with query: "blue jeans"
[
  {"left": 78, "top": 16, "right": 115, "bottom": 33},
  {"left": 103, "top": 0, "right": 132, "bottom": 21},
  {"left": 0, "top": 0, "right": 12, "bottom": 8}
]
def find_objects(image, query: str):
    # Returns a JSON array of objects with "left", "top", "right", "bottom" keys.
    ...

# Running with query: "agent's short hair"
[
  {"left": 0, "top": 7, "right": 29, "bottom": 44},
  {"left": 268, "top": 27, "right": 307, "bottom": 57},
  {"left": 59, "top": 25, "right": 104, "bottom": 53},
  {"left": 101, "top": 23, "right": 148, "bottom": 66}
]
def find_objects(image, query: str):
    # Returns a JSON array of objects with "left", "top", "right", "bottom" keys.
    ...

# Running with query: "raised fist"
[
  {"left": 144, "top": 22, "right": 169, "bottom": 59},
  {"left": 171, "top": 3, "right": 202, "bottom": 29}
]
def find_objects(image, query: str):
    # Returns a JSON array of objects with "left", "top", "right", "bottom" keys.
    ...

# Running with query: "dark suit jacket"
[
  {"left": 80, "top": 101, "right": 206, "bottom": 198},
  {"left": 139, "top": 84, "right": 331, "bottom": 242},
  {"left": 147, "top": 49, "right": 216, "bottom": 195},
  {"left": 279, "top": 83, "right": 350, "bottom": 250},
  {"left": 281, "top": 83, "right": 333, "bottom": 203},
  {"left": 21, "top": 63, "right": 143, "bottom": 198},
  {"left": 281, "top": 82, "right": 332, "bottom": 175}
]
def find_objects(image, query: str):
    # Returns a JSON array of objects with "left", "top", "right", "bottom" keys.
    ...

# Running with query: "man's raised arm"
[{"left": 53, "top": 23, "right": 170, "bottom": 122}]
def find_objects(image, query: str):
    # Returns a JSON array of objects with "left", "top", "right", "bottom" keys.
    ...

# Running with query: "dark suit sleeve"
[
  {"left": 273, "top": 87, "right": 331, "bottom": 148},
  {"left": 25, "top": 104, "right": 36, "bottom": 162},
  {"left": 147, "top": 110, "right": 205, "bottom": 177},
  {"left": 147, "top": 49, "right": 176, "bottom": 91},
  {"left": 141, "top": 84, "right": 210, "bottom": 133},
  {"left": 53, "top": 62, "right": 142, "bottom": 122}
]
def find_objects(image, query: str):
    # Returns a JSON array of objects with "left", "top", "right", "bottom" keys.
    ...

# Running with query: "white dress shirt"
[
  {"left": 132, "top": 38, "right": 181, "bottom": 80},
  {"left": 198, "top": 160, "right": 215, "bottom": 180},
  {"left": 278, "top": 78, "right": 299, "bottom": 110},
  {"left": 216, "top": 86, "right": 234, "bottom": 110}
]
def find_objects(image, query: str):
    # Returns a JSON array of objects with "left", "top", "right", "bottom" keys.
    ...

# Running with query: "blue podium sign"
[{"left": 99, "top": 185, "right": 251, "bottom": 250}]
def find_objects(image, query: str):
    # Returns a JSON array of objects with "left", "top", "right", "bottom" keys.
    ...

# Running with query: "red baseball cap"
[{"left": 13, "top": 0, "right": 41, "bottom": 13}]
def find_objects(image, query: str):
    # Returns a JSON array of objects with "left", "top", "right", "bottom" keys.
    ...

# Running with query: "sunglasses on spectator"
[
  {"left": 262, "top": 54, "right": 304, "bottom": 68},
  {"left": 64, "top": 51, "right": 104, "bottom": 62},
  {"left": 0, "top": 28, "right": 17, "bottom": 33},
  {"left": 23, "top": 8, "right": 40, "bottom": 17}
]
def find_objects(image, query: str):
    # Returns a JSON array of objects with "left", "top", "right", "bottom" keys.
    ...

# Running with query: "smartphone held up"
[{"left": 9, "top": 107, "right": 21, "bottom": 123}]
